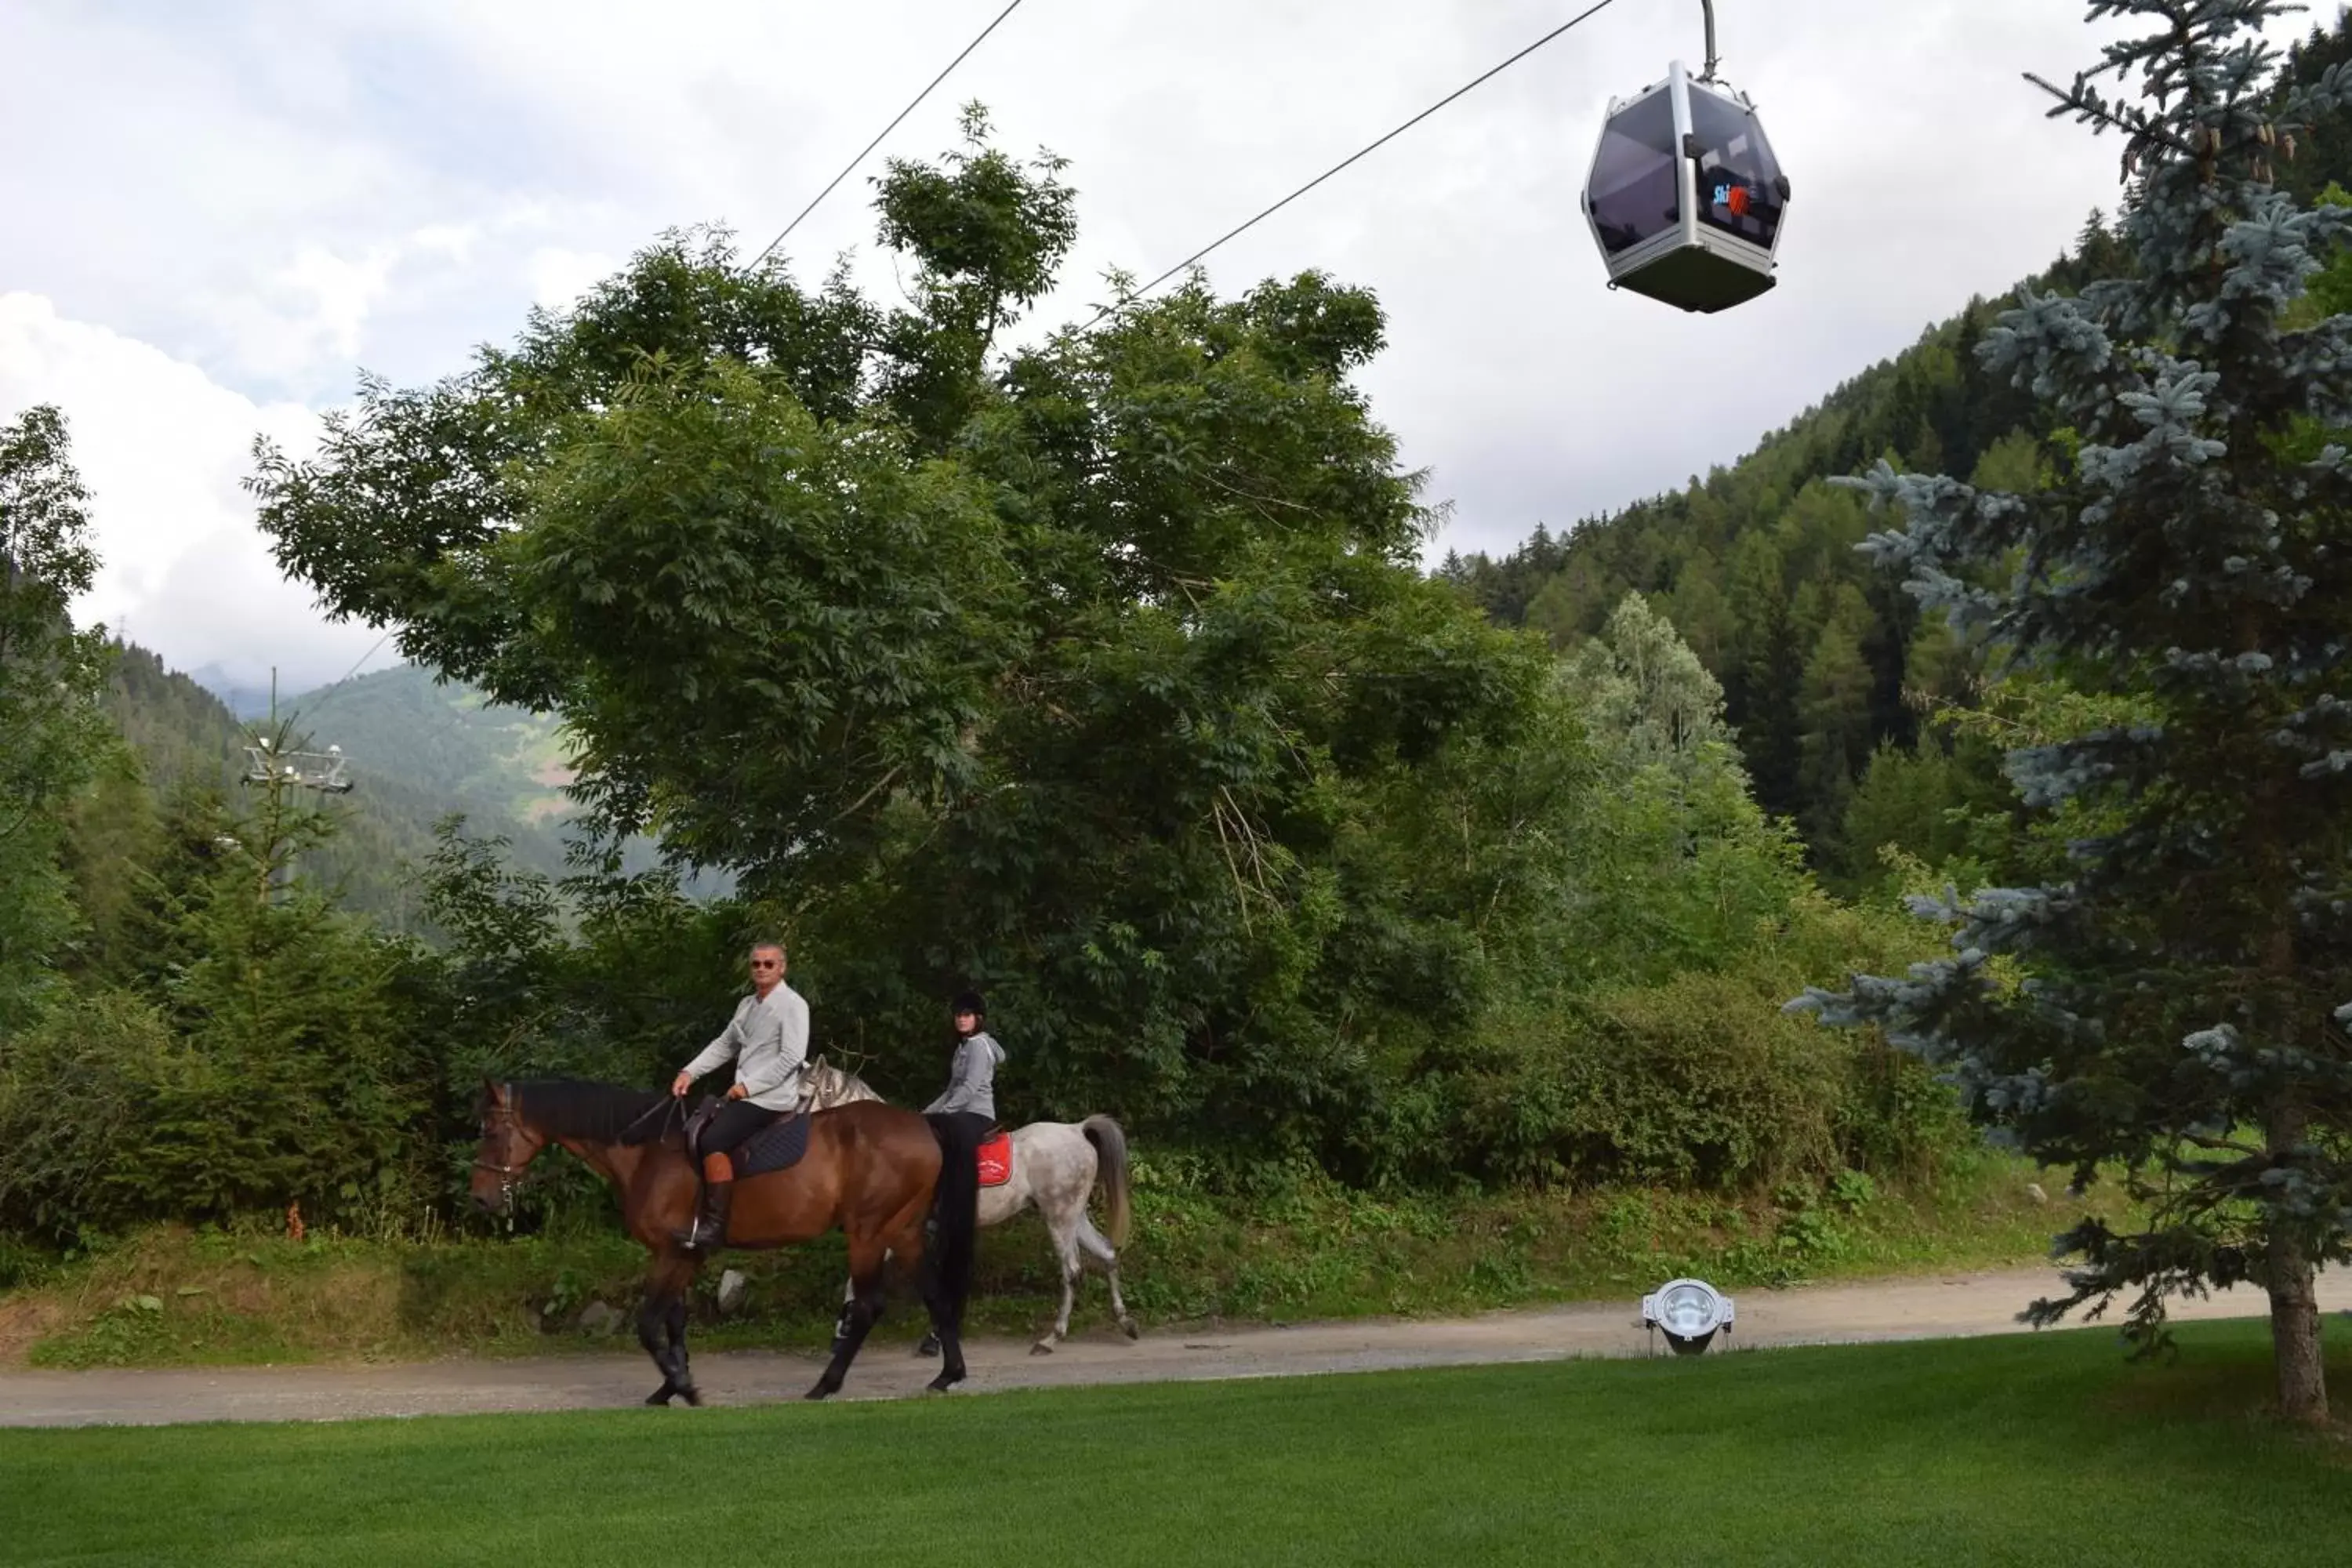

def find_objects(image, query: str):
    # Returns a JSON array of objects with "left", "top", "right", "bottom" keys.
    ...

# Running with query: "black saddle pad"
[{"left": 733, "top": 1111, "right": 812, "bottom": 1179}]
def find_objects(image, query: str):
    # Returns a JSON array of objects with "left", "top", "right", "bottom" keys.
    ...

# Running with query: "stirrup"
[{"left": 675, "top": 1181, "right": 731, "bottom": 1250}]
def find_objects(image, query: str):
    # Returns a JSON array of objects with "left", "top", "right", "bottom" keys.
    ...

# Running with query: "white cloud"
[
  {"left": 0, "top": 292, "right": 390, "bottom": 693},
  {"left": 0, "top": 0, "right": 2328, "bottom": 684},
  {"left": 527, "top": 246, "right": 621, "bottom": 310},
  {"left": 220, "top": 242, "right": 398, "bottom": 383}
]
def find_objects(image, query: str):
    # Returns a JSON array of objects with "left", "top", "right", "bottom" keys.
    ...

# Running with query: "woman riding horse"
[{"left": 925, "top": 989, "right": 1004, "bottom": 1143}]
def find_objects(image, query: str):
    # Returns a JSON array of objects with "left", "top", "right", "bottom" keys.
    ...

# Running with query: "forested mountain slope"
[{"left": 92, "top": 645, "right": 576, "bottom": 928}]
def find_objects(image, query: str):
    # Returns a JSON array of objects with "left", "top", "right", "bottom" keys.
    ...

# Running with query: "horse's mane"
[{"left": 505, "top": 1079, "right": 675, "bottom": 1145}]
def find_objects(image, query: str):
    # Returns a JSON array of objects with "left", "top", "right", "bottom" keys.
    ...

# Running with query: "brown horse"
[{"left": 470, "top": 1075, "right": 981, "bottom": 1404}]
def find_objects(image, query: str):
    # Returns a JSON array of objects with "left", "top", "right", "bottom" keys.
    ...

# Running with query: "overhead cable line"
[
  {"left": 1079, "top": 0, "right": 1628, "bottom": 331},
  {"left": 325, "top": 630, "right": 393, "bottom": 692},
  {"left": 270, "top": 628, "right": 392, "bottom": 722},
  {"left": 746, "top": 0, "right": 1029, "bottom": 270}
]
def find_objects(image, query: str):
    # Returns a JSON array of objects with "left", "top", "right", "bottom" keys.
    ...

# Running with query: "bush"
[
  {"left": 0, "top": 880, "right": 439, "bottom": 1244},
  {"left": 0, "top": 986, "right": 176, "bottom": 1242},
  {"left": 1432, "top": 889, "right": 1968, "bottom": 1192}
]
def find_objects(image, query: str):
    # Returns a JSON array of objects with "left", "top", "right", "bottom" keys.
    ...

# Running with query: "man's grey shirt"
[
  {"left": 925, "top": 1031, "right": 1005, "bottom": 1121},
  {"left": 681, "top": 983, "right": 810, "bottom": 1110}
]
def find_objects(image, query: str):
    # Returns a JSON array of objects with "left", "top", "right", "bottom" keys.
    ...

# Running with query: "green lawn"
[{"left": 2, "top": 1321, "right": 2346, "bottom": 1566}]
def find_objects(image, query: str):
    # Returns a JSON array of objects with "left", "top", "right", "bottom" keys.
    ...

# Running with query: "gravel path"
[{"left": 4, "top": 1264, "right": 2344, "bottom": 1428}]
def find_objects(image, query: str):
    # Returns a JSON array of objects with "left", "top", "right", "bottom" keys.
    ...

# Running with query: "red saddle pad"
[{"left": 977, "top": 1133, "right": 1014, "bottom": 1188}]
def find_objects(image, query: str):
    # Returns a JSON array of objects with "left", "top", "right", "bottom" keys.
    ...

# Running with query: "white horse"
[{"left": 803, "top": 1058, "right": 1139, "bottom": 1354}]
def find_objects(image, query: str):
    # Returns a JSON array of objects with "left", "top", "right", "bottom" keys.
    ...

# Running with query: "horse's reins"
[{"left": 616, "top": 1095, "right": 685, "bottom": 1146}]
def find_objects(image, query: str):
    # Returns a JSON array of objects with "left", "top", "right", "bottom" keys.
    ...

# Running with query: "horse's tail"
[
  {"left": 1080, "top": 1115, "right": 1132, "bottom": 1250},
  {"left": 924, "top": 1113, "right": 982, "bottom": 1327}
]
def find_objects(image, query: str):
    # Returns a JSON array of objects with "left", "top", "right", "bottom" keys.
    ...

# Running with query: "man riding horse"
[{"left": 670, "top": 938, "right": 808, "bottom": 1250}]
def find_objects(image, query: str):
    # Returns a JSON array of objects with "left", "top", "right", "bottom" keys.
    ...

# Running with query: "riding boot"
[{"left": 676, "top": 1155, "right": 735, "bottom": 1250}]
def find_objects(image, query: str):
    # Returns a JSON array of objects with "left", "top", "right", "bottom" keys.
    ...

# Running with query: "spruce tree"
[{"left": 1793, "top": 0, "right": 2352, "bottom": 1425}]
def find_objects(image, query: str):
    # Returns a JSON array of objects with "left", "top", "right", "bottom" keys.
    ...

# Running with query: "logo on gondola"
[{"left": 1712, "top": 181, "right": 1752, "bottom": 216}]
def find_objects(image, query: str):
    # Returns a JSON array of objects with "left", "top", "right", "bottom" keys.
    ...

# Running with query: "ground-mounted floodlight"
[{"left": 1641, "top": 1277, "right": 1734, "bottom": 1355}]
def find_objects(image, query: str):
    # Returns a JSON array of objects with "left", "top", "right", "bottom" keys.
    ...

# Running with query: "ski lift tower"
[{"left": 239, "top": 735, "right": 356, "bottom": 900}]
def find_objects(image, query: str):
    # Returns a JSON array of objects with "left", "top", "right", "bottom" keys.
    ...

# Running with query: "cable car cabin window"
[
  {"left": 1687, "top": 90, "right": 1784, "bottom": 250},
  {"left": 1590, "top": 89, "right": 1679, "bottom": 256}
]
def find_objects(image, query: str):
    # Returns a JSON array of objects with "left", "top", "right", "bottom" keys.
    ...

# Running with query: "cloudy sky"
[{"left": 1, "top": 0, "right": 2325, "bottom": 692}]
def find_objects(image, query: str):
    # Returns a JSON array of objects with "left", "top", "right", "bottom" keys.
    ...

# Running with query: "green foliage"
[
  {"left": 241, "top": 116, "right": 1581, "bottom": 1171},
  {"left": 1540, "top": 594, "right": 1817, "bottom": 991},
  {"left": 0, "top": 987, "right": 176, "bottom": 1243},
  {"left": 1796, "top": 0, "right": 2352, "bottom": 1423},
  {"left": 0, "top": 103, "right": 2024, "bottom": 1270},
  {"left": 1444, "top": 884, "right": 1953, "bottom": 1191},
  {"left": 0, "top": 404, "right": 114, "bottom": 1029},
  {"left": 0, "top": 774, "right": 435, "bottom": 1243}
]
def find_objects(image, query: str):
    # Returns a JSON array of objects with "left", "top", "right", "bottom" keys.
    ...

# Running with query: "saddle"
[{"left": 683, "top": 1097, "right": 814, "bottom": 1180}]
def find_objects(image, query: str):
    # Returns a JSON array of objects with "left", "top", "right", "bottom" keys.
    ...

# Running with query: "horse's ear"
[{"left": 482, "top": 1076, "right": 504, "bottom": 1107}]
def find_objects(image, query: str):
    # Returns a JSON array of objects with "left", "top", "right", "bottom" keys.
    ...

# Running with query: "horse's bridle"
[{"left": 474, "top": 1099, "right": 535, "bottom": 1208}]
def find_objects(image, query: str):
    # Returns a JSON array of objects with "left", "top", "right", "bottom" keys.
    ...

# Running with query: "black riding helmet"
[{"left": 950, "top": 990, "right": 985, "bottom": 1022}]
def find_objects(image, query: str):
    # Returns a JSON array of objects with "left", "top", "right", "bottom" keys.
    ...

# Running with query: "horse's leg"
[
  {"left": 851, "top": 1247, "right": 906, "bottom": 1355},
  {"left": 807, "top": 1232, "right": 887, "bottom": 1401},
  {"left": 1032, "top": 1207, "right": 1083, "bottom": 1355},
  {"left": 665, "top": 1290, "right": 702, "bottom": 1406},
  {"left": 835, "top": 1271, "right": 858, "bottom": 1356},
  {"left": 911, "top": 1217, "right": 967, "bottom": 1393},
  {"left": 636, "top": 1253, "right": 699, "bottom": 1405},
  {"left": 908, "top": 1232, "right": 942, "bottom": 1356},
  {"left": 918, "top": 1271, "right": 968, "bottom": 1393},
  {"left": 635, "top": 1290, "right": 677, "bottom": 1405},
  {"left": 1075, "top": 1213, "right": 1138, "bottom": 1338}
]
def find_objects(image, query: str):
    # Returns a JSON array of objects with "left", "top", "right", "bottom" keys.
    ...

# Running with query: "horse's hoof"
[
  {"left": 915, "top": 1336, "right": 940, "bottom": 1358},
  {"left": 1120, "top": 1317, "right": 1141, "bottom": 1341},
  {"left": 804, "top": 1382, "right": 835, "bottom": 1402},
  {"left": 1029, "top": 1340, "right": 1055, "bottom": 1356},
  {"left": 925, "top": 1370, "right": 966, "bottom": 1393},
  {"left": 644, "top": 1389, "right": 673, "bottom": 1406},
  {"left": 680, "top": 1385, "right": 703, "bottom": 1408}
]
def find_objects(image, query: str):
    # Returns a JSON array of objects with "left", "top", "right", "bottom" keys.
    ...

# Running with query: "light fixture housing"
[{"left": 1641, "top": 1276, "right": 1735, "bottom": 1355}]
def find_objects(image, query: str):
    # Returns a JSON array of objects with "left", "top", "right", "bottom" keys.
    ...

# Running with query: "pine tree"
[
  {"left": 1795, "top": 0, "right": 2352, "bottom": 1425},
  {"left": 136, "top": 760, "right": 431, "bottom": 1221}
]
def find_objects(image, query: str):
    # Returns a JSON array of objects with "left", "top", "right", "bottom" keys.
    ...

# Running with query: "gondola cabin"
[{"left": 1583, "top": 59, "right": 1789, "bottom": 312}]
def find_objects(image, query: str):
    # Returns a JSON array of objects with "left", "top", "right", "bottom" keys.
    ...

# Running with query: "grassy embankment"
[
  {"left": 0, "top": 1146, "right": 2125, "bottom": 1369},
  {"left": 1, "top": 1321, "right": 2347, "bottom": 1565}
]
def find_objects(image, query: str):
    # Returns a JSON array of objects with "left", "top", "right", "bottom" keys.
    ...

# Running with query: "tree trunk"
[
  {"left": 2264, "top": 1069, "right": 2328, "bottom": 1425},
  {"left": 2267, "top": 1225, "right": 2328, "bottom": 1426}
]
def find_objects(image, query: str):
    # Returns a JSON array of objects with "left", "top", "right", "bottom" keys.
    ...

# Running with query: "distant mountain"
[
  {"left": 100, "top": 646, "right": 733, "bottom": 931},
  {"left": 275, "top": 663, "right": 577, "bottom": 849},
  {"left": 183, "top": 662, "right": 280, "bottom": 720},
  {"left": 273, "top": 663, "right": 734, "bottom": 902}
]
